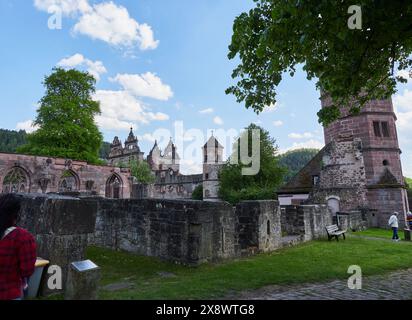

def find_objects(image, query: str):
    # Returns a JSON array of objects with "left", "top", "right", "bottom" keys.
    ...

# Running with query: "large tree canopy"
[
  {"left": 18, "top": 68, "right": 103, "bottom": 164},
  {"left": 218, "top": 124, "right": 286, "bottom": 205},
  {"left": 227, "top": 0, "right": 412, "bottom": 125}
]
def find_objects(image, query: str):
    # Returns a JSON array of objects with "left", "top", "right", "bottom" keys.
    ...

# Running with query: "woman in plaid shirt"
[{"left": 0, "top": 194, "right": 36, "bottom": 300}]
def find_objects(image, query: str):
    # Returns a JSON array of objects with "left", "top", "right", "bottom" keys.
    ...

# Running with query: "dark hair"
[{"left": 0, "top": 194, "right": 22, "bottom": 239}]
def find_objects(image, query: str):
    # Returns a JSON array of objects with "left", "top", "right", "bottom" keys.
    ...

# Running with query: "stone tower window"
[
  {"left": 383, "top": 160, "right": 389, "bottom": 166},
  {"left": 205, "top": 173, "right": 209, "bottom": 180},
  {"left": 381, "top": 122, "right": 390, "bottom": 137},
  {"left": 373, "top": 121, "right": 381, "bottom": 137},
  {"left": 373, "top": 121, "right": 390, "bottom": 138}
]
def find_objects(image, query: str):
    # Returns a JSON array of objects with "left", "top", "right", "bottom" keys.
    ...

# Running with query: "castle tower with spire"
[
  {"left": 108, "top": 128, "right": 144, "bottom": 166},
  {"left": 147, "top": 138, "right": 180, "bottom": 173},
  {"left": 321, "top": 95, "right": 410, "bottom": 225},
  {"left": 203, "top": 134, "right": 224, "bottom": 201}
]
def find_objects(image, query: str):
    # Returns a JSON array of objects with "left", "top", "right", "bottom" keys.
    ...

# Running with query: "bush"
[{"left": 192, "top": 185, "right": 203, "bottom": 200}]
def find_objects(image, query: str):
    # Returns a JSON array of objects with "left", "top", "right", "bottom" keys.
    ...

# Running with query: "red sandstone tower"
[{"left": 321, "top": 95, "right": 410, "bottom": 226}]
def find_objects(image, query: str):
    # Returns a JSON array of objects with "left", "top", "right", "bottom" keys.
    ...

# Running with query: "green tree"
[
  {"left": 405, "top": 177, "right": 412, "bottom": 189},
  {"left": 218, "top": 124, "right": 286, "bottom": 205},
  {"left": 18, "top": 68, "right": 103, "bottom": 163},
  {"left": 130, "top": 160, "right": 155, "bottom": 184},
  {"left": 227, "top": 1, "right": 412, "bottom": 126},
  {"left": 192, "top": 184, "right": 203, "bottom": 200},
  {"left": 278, "top": 148, "right": 319, "bottom": 183},
  {"left": 0, "top": 129, "right": 27, "bottom": 153}
]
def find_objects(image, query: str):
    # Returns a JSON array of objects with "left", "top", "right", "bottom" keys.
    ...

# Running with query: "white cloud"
[
  {"left": 263, "top": 102, "right": 278, "bottom": 113},
  {"left": 16, "top": 120, "right": 39, "bottom": 133},
  {"left": 57, "top": 53, "right": 107, "bottom": 81},
  {"left": 279, "top": 139, "right": 324, "bottom": 154},
  {"left": 72, "top": 1, "right": 159, "bottom": 50},
  {"left": 199, "top": 108, "right": 214, "bottom": 114},
  {"left": 34, "top": 0, "right": 91, "bottom": 16},
  {"left": 93, "top": 90, "right": 169, "bottom": 131},
  {"left": 393, "top": 88, "right": 412, "bottom": 131},
  {"left": 288, "top": 132, "right": 314, "bottom": 139},
  {"left": 273, "top": 120, "right": 283, "bottom": 127},
  {"left": 112, "top": 72, "right": 173, "bottom": 101},
  {"left": 213, "top": 116, "right": 224, "bottom": 125}
]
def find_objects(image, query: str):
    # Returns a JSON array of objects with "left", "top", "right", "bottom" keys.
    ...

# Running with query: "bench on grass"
[{"left": 325, "top": 224, "right": 346, "bottom": 241}]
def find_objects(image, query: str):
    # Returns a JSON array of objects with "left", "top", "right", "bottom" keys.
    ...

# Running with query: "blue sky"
[{"left": 0, "top": 0, "right": 411, "bottom": 176}]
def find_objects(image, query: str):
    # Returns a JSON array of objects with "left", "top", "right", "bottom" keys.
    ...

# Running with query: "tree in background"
[
  {"left": 0, "top": 129, "right": 27, "bottom": 153},
  {"left": 278, "top": 148, "right": 320, "bottom": 183},
  {"left": 405, "top": 177, "right": 412, "bottom": 189},
  {"left": 129, "top": 160, "right": 155, "bottom": 184},
  {"left": 192, "top": 184, "right": 203, "bottom": 200},
  {"left": 218, "top": 124, "right": 286, "bottom": 205},
  {"left": 227, "top": 1, "right": 412, "bottom": 126},
  {"left": 18, "top": 68, "right": 103, "bottom": 164}
]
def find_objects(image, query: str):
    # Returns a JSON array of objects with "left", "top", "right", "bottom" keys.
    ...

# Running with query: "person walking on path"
[
  {"left": 388, "top": 212, "right": 400, "bottom": 241},
  {"left": 0, "top": 194, "right": 36, "bottom": 300}
]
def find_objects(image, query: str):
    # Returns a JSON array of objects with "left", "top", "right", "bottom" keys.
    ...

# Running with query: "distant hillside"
[
  {"left": 0, "top": 129, "right": 27, "bottom": 153},
  {"left": 278, "top": 148, "right": 320, "bottom": 183},
  {"left": 0, "top": 128, "right": 111, "bottom": 160}
]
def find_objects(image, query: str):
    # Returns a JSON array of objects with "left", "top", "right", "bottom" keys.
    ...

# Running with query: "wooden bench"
[{"left": 325, "top": 224, "right": 346, "bottom": 241}]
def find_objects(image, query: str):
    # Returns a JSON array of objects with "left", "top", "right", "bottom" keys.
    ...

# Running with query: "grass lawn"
[
  {"left": 349, "top": 228, "right": 406, "bottom": 240},
  {"left": 86, "top": 237, "right": 412, "bottom": 300}
]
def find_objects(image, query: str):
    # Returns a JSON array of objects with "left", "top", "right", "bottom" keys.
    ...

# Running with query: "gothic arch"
[
  {"left": 2, "top": 166, "right": 31, "bottom": 193},
  {"left": 58, "top": 169, "right": 80, "bottom": 193},
  {"left": 105, "top": 173, "right": 123, "bottom": 199}
]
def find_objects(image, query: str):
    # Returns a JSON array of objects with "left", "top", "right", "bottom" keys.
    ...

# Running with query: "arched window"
[
  {"left": 59, "top": 170, "right": 79, "bottom": 193},
  {"left": 106, "top": 174, "right": 123, "bottom": 199},
  {"left": 2, "top": 167, "right": 30, "bottom": 193}
]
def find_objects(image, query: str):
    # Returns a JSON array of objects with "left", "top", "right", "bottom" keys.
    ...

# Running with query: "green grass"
[
  {"left": 86, "top": 237, "right": 412, "bottom": 300},
  {"left": 350, "top": 228, "right": 403, "bottom": 240}
]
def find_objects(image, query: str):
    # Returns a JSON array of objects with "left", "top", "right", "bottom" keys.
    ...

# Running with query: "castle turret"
[
  {"left": 202, "top": 135, "right": 224, "bottom": 201},
  {"left": 321, "top": 95, "right": 409, "bottom": 225},
  {"left": 107, "top": 128, "right": 144, "bottom": 166}
]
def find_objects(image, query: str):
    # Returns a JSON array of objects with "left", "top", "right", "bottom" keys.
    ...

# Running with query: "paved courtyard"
[{"left": 227, "top": 268, "right": 412, "bottom": 300}]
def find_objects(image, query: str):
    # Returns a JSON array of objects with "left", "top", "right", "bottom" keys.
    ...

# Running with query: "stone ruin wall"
[
  {"left": 0, "top": 152, "right": 131, "bottom": 198},
  {"left": 310, "top": 138, "right": 368, "bottom": 212}
]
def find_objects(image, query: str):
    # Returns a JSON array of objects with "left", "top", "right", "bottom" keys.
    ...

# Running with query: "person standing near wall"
[
  {"left": 0, "top": 194, "right": 36, "bottom": 300},
  {"left": 388, "top": 212, "right": 400, "bottom": 242}
]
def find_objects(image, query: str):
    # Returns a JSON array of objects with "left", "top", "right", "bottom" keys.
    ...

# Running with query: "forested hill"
[
  {"left": 0, "top": 129, "right": 27, "bottom": 153},
  {"left": 0, "top": 128, "right": 111, "bottom": 159},
  {"left": 277, "top": 148, "right": 320, "bottom": 183}
]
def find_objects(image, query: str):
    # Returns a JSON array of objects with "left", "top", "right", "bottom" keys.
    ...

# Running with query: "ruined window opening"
[
  {"left": 267, "top": 220, "right": 271, "bottom": 235},
  {"left": 2, "top": 167, "right": 29, "bottom": 193},
  {"left": 373, "top": 121, "right": 381, "bottom": 137},
  {"left": 204, "top": 155, "right": 208, "bottom": 163},
  {"left": 205, "top": 173, "right": 209, "bottom": 180},
  {"left": 383, "top": 160, "right": 389, "bottom": 166}
]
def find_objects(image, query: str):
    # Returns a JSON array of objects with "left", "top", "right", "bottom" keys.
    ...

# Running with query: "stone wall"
[
  {"left": 281, "top": 205, "right": 305, "bottom": 236},
  {"left": 236, "top": 201, "right": 281, "bottom": 254},
  {"left": 310, "top": 138, "right": 368, "bottom": 212},
  {"left": 89, "top": 198, "right": 238, "bottom": 265},
  {"left": 336, "top": 211, "right": 367, "bottom": 231},
  {"left": 0, "top": 152, "right": 131, "bottom": 198},
  {"left": 17, "top": 194, "right": 97, "bottom": 294}
]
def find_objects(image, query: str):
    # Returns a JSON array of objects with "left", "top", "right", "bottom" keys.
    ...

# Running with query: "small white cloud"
[
  {"left": 72, "top": 2, "right": 158, "bottom": 50},
  {"left": 112, "top": 72, "right": 173, "bottom": 101},
  {"left": 16, "top": 120, "right": 39, "bottom": 133},
  {"left": 288, "top": 132, "right": 314, "bottom": 139},
  {"left": 273, "top": 120, "right": 283, "bottom": 127},
  {"left": 34, "top": 0, "right": 91, "bottom": 16},
  {"left": 213, "top": 116, "right": 224, "bottom": 125},
  {"left": 199, "top": 108, "right": 214, "bottom": 114},
  {"left": 263, "top": 102, "right": 279, "bottom": 113},
  {"left": 57, "top": 53, "right": 107, "bottom": 81}
]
